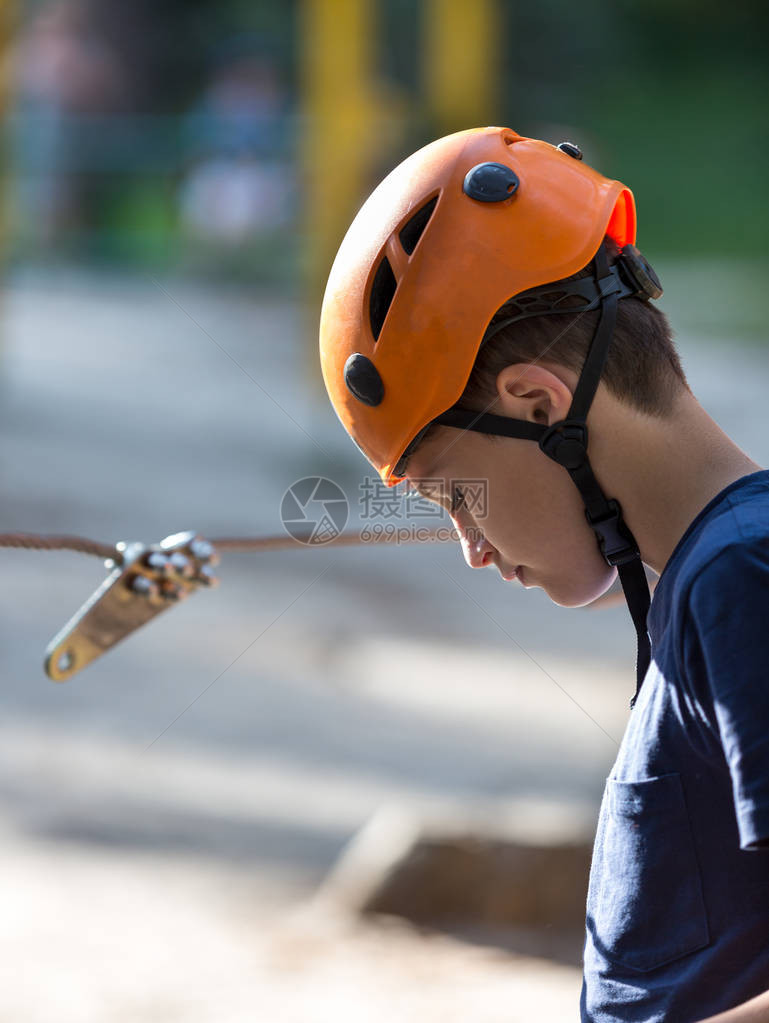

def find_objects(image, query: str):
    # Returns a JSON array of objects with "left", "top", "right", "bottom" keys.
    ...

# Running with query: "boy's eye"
[{"left": 450, "top": 486, "right": 465, "bottom": 515}]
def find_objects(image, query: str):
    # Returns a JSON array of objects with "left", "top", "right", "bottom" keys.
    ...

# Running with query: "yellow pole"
[
  {"left": 0, "top": 0, "right": 14, "bottom": 112},
  {"left": 301, "top": 0, "right": 375, "bottom": 323},
  {"left": 424, "top": 0, "right": 498, "bottom": 135}
]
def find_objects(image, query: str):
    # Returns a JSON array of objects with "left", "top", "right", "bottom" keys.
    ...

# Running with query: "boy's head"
[
  {"left": 319, "top": 126, "right": 677, "bottom": 618},
  {"left": 399, "top": 237, "right": 688, "bottom": 605}
]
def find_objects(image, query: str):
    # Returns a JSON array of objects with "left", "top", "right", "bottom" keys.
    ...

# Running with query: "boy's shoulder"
[
  {"left": 646, "top": 470, "right": 769, "bottom": 713},
  {"left": 651, "top": 470, "right": 769, "bottom": 632},
  {"left": 683, "top": 469, "right": 769, "bottom": 577}
]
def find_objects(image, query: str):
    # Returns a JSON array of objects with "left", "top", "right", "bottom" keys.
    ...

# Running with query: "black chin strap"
[{"left": 432, "top": 243, "right": 652, "bottom": 708}]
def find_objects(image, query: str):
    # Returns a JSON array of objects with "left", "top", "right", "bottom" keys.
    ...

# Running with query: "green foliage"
[{"left": 493, "top": 0, "right": 768, "bottom": 257}]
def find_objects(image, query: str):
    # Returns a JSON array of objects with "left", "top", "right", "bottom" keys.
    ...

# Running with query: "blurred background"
[{"left": 0, "top": 1, "right": 767, "bottom": 1020}]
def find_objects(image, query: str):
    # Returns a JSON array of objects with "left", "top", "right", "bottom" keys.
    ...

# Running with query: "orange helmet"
[
  {"left": 319, "top": 125, "right": 665, "bottom": 709},
  {"left": 319, "top": 125, "right": 636, "bottom": 486}
]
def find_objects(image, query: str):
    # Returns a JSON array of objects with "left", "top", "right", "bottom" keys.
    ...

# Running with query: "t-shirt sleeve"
[{"left": 685, "top": 541, "right": 769, "bottom": 850}]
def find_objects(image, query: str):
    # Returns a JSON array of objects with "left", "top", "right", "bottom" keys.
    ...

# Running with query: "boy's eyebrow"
[{"left": 408, "top": 476, "right": 448, "bottom": 502}]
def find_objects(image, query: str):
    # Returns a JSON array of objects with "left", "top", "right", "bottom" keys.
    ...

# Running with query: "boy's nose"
[{"left": 456, "top": 524, "right": 496, "bottom": 569}]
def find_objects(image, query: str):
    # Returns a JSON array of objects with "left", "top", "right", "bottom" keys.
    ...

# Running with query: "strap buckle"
[
  {"left": 585, "top": 499, "right": 639, "bottom": 566},
  {"left": 539, "top": 420, "right": 588, "bottom": 470}
]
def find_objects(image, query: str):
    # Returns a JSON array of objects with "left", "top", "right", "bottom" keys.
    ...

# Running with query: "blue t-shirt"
[{"left": 582, "top": 470, "right": 769, "bottom": 1022}]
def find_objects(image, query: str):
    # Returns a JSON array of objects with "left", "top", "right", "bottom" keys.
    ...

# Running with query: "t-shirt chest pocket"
[{"left": 586, "top": 773, "right": 710, "bottom": 973}]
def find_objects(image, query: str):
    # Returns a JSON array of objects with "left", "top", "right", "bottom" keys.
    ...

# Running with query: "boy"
[{"left": 318, "top": 127, "right": 769, "bottom": 1022}]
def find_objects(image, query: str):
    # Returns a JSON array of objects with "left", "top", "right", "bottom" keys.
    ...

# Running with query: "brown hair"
[{"left": 453, "top": 237, "right": 688, "bottom": 427}]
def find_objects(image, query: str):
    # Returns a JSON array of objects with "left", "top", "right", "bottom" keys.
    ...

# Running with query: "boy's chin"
[{"left": 545, "top": 567, "right": 618, "bottom": 608}]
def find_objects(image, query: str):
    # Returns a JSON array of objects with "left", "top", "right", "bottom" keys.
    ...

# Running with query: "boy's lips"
[{"left": 499, "top": 565, "right": 519, "bottom": 582}]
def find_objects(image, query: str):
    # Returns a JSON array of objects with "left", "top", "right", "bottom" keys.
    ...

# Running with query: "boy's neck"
[{"left": 590, "top": 388, "right": 763, "bottom": 576}]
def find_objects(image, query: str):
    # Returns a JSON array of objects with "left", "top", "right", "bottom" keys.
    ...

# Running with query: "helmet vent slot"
[
  {"left": 369, "top": 256, "right": 397, "bottom": 341},
  {"left": 398, "top": 196, "right": 438, "bottom": 255}
]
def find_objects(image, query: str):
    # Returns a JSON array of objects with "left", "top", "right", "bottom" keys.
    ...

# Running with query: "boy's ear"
[{"left": 494, "top": 363, "right": 576, "bottom": 426}]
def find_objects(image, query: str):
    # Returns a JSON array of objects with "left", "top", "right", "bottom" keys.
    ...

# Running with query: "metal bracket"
[{"left": 44, "top": 531, "right": 219, "bottom": 681}]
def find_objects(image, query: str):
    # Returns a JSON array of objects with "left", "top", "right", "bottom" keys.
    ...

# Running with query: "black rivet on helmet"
[
  {"left": 463, "top": 162, "right": 519, "bottom": 203},
  {"left": 344, "top": 353, "right": 384, "bottom": 407},
  {"left": 557, "top": 141, "right": 583, "bottom": 161}
]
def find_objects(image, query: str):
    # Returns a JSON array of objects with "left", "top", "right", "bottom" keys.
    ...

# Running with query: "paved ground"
[{"left": 0, "top": 266, "right": 766, "bottom": 1020}]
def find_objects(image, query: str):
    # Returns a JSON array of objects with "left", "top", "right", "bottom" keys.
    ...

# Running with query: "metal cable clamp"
[{"left": 44, "top": 531, "right": 219, "bottom": 681}]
